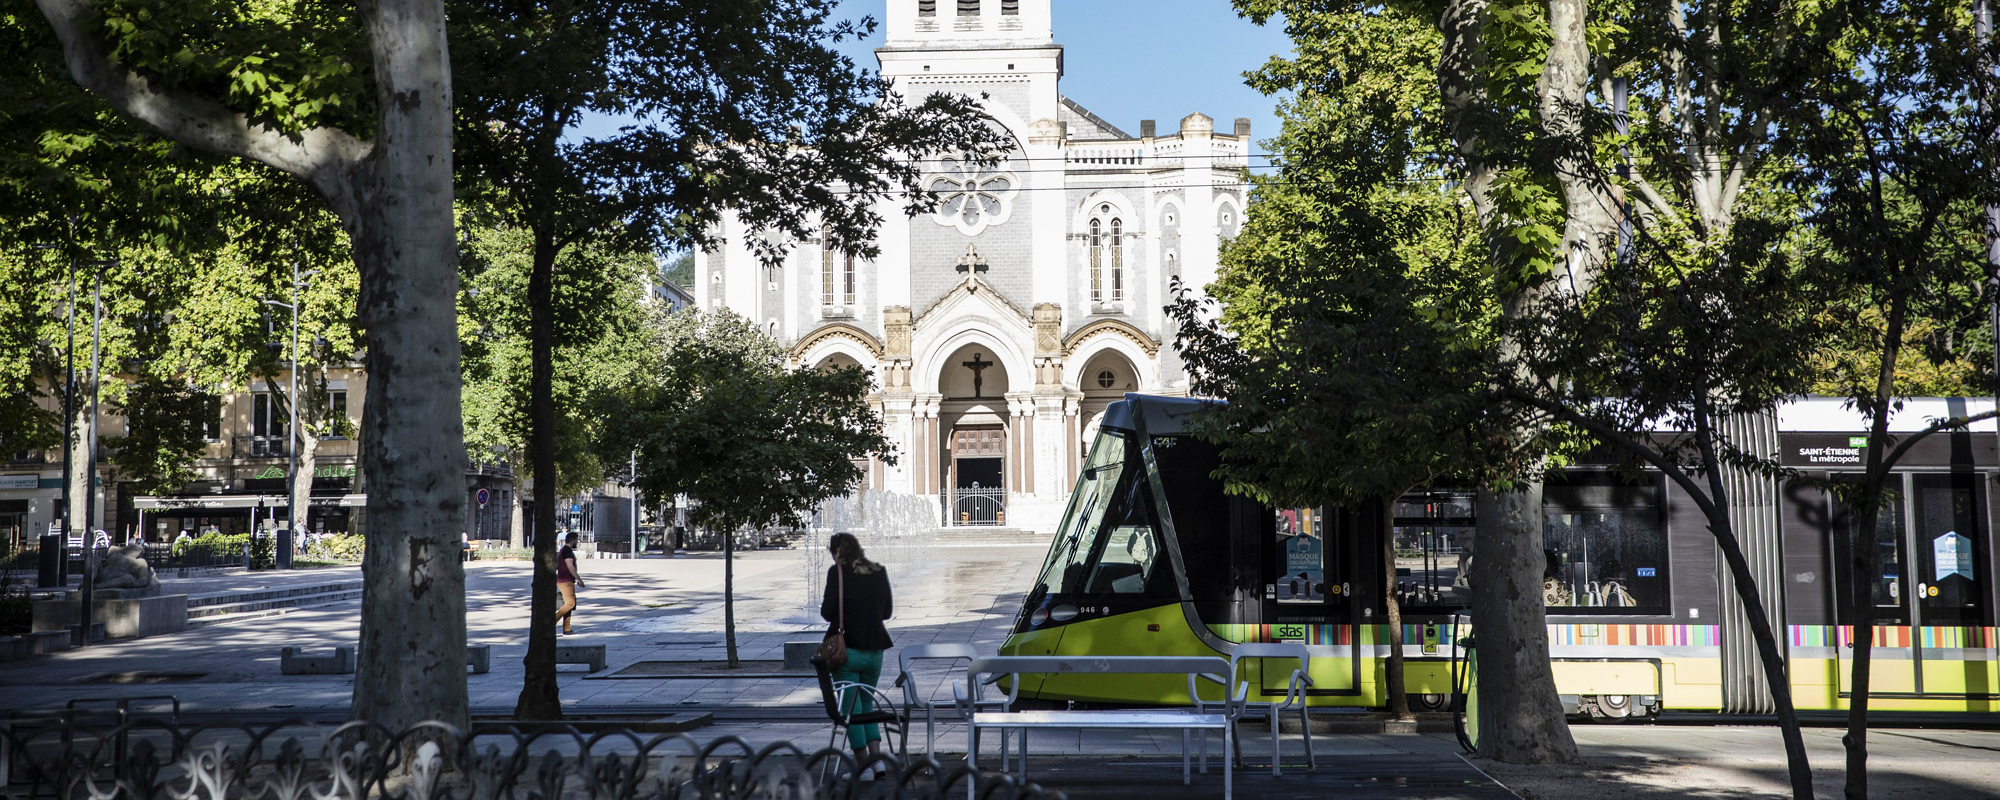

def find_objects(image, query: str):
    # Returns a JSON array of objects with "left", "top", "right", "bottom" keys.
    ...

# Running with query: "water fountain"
[{"left": 792, "top": 490, "right": 940, "bottom": 620}]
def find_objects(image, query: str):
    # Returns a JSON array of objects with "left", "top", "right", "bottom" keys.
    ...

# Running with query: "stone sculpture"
[{"left": 93, "top": 543, "right": 161, "bottom": 596}]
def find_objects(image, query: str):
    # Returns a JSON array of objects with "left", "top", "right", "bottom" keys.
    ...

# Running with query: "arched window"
[
  {"left": 1089, "top": 205, "right": 1124, "bottom": 303},
  {"left": 843, "top": 252, "right": 857, "bottom": 306},
  {"left": 821, "top": 234, "right": 836, "bottom": 306},
  {"left": 1109, "top": 218, "right": 1124, "bottom": 300},
  {"left": 1088, "top": 218, "right": 1103, "bottom": 301}
]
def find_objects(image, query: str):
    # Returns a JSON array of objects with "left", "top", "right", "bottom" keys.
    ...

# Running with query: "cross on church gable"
[{"left": 955, "top": 243, "right": 989, "bottom": 275}]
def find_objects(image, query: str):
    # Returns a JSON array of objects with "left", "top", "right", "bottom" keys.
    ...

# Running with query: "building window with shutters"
[
  {"left": 918, "top": 0, "right": 936, "bottom": 16},
  {"left": 1002, "top": 0, "right": 1019, "bottom": 14},
  {"left": 957, "top": 0, "right": 980, "bottom": 16}
]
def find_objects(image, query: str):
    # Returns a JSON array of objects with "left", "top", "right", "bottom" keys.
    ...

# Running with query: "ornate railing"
[{"left": 0, "top": 720, "right": 1063, "bottom": 800}]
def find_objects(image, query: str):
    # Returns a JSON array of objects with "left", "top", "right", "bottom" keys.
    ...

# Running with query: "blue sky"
[{"left": 572, "top": 1, "right": 1293, "bottom": 172}]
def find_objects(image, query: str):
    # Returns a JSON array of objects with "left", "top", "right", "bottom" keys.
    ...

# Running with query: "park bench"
[{"left": 956, "top": 656, "right": 1244, "bottom": 799}]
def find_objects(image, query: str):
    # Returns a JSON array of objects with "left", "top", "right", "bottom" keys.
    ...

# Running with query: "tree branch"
[{"left": 32, "top": 0, "right": 366, "bottom": 208}]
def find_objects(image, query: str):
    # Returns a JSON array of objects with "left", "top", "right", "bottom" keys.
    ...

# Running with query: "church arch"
[
  {"left": 914, "top": 322, "right": 1032, "bottom": 396},
  {"left": 791, "top": 322, "right": 883, "bottom": 369},
  {"left": 1063, "top": 328, "right": 1155, "bottom": 394}
]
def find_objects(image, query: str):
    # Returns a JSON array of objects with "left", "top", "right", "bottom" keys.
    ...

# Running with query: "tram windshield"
[{"left": 1032, "top": 429, "right": 1172, "bottom": 599}]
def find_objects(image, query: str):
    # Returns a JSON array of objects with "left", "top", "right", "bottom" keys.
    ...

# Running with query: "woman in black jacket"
[{"left": 821, "top": 532, "right": 894, "bottom": 768}]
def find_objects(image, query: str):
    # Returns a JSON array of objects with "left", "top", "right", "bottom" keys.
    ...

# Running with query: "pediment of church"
[{"left": 911, "top": 244, "right": 1033, "bottom": 334}]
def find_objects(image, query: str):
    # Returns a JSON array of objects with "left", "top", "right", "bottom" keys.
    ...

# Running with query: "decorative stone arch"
[
  {"left": 1061, "top": 319, "right": 1159, "bottom": 392},
  {"left": 1214, "top": 192, "right": 1245, "bottom": 233},
  {"left": 1153, "top": 196, "right": 1185, "bottom": 231},
  {"left": 790, "top": 322, "right": 883, "bottom": 369},
  {"left": 1072, "top": 189, "right": 1141, "bottom": 233},
  {"left": 913, "top": 320, "right": 1033, "bottom": 396}
]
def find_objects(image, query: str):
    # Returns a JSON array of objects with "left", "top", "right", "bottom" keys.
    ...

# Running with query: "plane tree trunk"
[{"left": 33, "top": 0, "right": 470, "bottom": 730}]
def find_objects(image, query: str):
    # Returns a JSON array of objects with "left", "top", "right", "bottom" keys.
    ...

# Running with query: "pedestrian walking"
[
  {"left": 556, "top": 532, "right": 584, "bottom": 635},
  {"left": 820, "top": 532, "right": 894, "bottom": 775}
]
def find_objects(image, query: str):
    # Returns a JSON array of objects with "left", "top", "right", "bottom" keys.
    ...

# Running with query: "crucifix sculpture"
[{"left": 962, "top": 351, "right": 994, "bottom": 398}]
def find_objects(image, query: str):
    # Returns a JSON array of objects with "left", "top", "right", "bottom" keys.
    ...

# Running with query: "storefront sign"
[
  {"left": 0, "top": 474, "right": 40, "bottom": 490},
  {"left": 133, "top": 493, "right": 368, "bottom": 510}
]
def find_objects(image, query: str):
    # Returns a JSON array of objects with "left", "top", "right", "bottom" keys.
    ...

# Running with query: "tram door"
[
  {"left": 1833, "top": 472, "right": 1993, "bottom": 699},
  {"left": 1265, "top": 504, "right": 1364, "bottom": 697}
]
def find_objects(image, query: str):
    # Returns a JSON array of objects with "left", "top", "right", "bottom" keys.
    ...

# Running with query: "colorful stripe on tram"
[{"left": 1787, "top": 625, "right": 1999, "bottom": 649}]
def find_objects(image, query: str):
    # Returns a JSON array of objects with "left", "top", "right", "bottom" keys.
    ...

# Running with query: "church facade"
[{"left": 693, "top": 0, "right": 1249, "bottom": 532}]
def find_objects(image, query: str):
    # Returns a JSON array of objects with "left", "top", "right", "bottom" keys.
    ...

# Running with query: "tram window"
[
  {"left": 1151, "top": 435, "right": 1233, "bottom": 605},
  {"left": 1035, "top": 429, "right": 1130, "bottom": 595},
  {"left": 1912, "top": 474, "right": 1987, "bottom": 626},
  {"left": 1542, "top": 508, "right": 1669, "bottom": 613},
  {"left": 1392, "top": 525, "right": 1473, "bottom": 609},
  {"left": 1392, "top": 493, "right": 1476, "bottom": 611},
  {"left": 1831, "top": 486, "right": 1909, "bottom": 623},
  {"left": 1084, "top": 525, "right": 1163, "bottom": 594}
]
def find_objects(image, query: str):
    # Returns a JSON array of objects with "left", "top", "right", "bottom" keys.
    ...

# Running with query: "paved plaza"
[{"left": 2, "top": 541, "right": 1995, "bottom": 798}]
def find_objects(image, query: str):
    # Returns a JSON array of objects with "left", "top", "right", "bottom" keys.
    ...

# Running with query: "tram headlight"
[{"left": 1030, "top": 607, "right": 1050, "bottom": 626}]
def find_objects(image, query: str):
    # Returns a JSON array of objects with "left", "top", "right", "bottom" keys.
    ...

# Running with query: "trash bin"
[
  {"left": 277, "top": 527, "right": 294, "bottom": 569},
  {"left": 37, "top": 533, "right": 65, "bottom": 588}
]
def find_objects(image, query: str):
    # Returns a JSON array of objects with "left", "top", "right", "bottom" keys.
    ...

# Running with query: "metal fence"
[
  {"left": 945, "top": 488, "right": 1005, "bottom": 527},
  {"left": 0, "top": 719, "right": 1063, "bottom": 800}
]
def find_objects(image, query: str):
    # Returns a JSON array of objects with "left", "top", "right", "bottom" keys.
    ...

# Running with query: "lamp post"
[
  {"left": 264, "top": 262, "right": 316, "bottom": 569},
  {"left": 77, "top": 259, "right": 115, "bottom": 646}
]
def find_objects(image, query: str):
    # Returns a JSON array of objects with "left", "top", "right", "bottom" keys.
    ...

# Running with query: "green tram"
[{"left": 999, "top": 394, "right": 2000, "bottom": 718}]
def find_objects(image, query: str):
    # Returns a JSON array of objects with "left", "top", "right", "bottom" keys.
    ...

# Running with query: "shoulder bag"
[{"left": 816, "top": 565, "right": 848, "bottom": 668}]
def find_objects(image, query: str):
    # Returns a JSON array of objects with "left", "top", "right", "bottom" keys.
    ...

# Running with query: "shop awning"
[{"left": 132, "top": 494, "right": 366, "bottom": 510}]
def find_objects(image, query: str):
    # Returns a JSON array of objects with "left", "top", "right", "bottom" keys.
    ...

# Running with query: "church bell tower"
[{"left": 884, "top": 0, "right": 1054, "bottom": 50}]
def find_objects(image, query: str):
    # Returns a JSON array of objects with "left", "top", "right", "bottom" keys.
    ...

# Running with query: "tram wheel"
[{"left": 1410, "top": 693, "right": 1450, "bottom": 712}]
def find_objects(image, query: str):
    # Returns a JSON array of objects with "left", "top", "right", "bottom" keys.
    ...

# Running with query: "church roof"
[{"left": 1059, "top": 96, "right": 1132, "bottom": 141}]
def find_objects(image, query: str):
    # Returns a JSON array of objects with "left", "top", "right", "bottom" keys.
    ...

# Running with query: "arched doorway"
[{"left": 939, "top": 342, "right": 1012, "bottom": 525}]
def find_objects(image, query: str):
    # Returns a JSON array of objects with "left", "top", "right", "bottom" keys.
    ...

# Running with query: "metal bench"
[
  {"left": 893, "top": 643, "right": 1010, "bottom": 757},
  {"left": 1193, "top": 642, "right": 1315, "bottom": 775},
  {"left": 956, "top": 656, "right": 1244, "bottom": 799}
]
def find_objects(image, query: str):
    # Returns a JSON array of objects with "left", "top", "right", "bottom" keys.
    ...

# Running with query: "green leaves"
[
  {"left": 608, "top": 309, "right": 890, "bottom": 534},
  {"left": 1177, "top": 2, "right": 1505, "bottom": 508}
]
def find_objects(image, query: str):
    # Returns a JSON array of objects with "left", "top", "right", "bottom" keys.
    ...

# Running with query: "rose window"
[{"left": 929, "top": 156, "right": 1016, "bottom": 235}]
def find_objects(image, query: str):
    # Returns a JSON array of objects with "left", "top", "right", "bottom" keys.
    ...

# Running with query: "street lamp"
[
  {"left": 263, "top": 261, "right": 317, "bottom": 569},
  {"left": 77, "top": 258, "right": 116, "bottom": 647}
]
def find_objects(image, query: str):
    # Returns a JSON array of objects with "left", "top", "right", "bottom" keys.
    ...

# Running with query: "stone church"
[{"left": 693, "top": 0, "right": 1249, "bottom": 532}]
